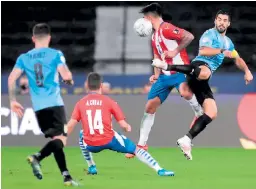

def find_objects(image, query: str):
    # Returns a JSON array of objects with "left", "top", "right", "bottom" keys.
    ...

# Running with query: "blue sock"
[{"left": 79, "top": 131, "right": 95, "bottom": 167}]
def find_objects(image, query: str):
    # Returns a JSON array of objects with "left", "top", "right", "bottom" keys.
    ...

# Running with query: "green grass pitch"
[{"left": 2, "top": 147, "right": 256, "bottom": 189}]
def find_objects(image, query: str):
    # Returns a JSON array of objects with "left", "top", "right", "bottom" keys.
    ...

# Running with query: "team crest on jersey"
[{"left": 173, "top": 29, "right": 180, "bottom": 34}]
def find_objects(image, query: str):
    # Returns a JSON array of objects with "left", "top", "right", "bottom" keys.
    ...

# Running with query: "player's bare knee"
[
  {"left": 204, "top": 107, "right": 217, "bottom": 120},
  {"left": 198, "top": 66, "right": 211, "bottom": 80},
  {"left": 198, "top": 71, "right": 211, "bottom": 80},
  {"left": 145, "top": 98, "right": 160, "bottom": 114},
  {"left": 205, "top": 111, "right": 217, "bottom": 120},
  {"left": 179, "top": 83, "right": 193, "bottom": 99},
  {"left": 180, "top": 89, "right": 193, "bottom": 100},
  {"left": 203, "top": 99, "right": 217, "bottom": 120}
]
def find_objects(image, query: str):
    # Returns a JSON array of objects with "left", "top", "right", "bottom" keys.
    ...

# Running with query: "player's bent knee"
[
  {"left": 198, "top": 66, "right": 211, "bottom": 80},
  {"left": 53, "top": 135, "right": 67, "bottom": 146},
  {"left": 179, "top": 83, "right": 192, "bottom": 99},
  {"left": 204, "top": 109, "right": 217, "bottom": 120},
  {"left": 145, "top": 98, "right": 161, "bottom": 114}
]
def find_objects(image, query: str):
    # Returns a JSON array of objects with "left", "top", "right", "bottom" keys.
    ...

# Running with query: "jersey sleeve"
[
  {"left": 199, "top": 31, "right": 214, "bottom": 48},
  {"left": 14, "top": 55, "right": 24, "bottom": 71},
  {"left": 110, "top": 99, "right": 125, "bottom": 122},
  {"left": 162, "top": 24, "right": 184, "bottom": 40},
  {"left": 228, "top": 38, "right": 235, "bottom": 51},
  {"left": 55, "top": 50, "right": 66, "bottom": 67},
  {"left": 71, "top": 102, "right": 81, "bottom": 122}
]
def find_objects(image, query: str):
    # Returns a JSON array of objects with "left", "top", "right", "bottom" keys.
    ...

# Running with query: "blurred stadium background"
[{"left": 1, "top": 2, "right": 256, "bottom": 189}]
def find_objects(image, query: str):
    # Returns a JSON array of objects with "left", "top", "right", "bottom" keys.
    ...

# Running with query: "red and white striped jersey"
[{"left": 152, "top": 22, "right": 190, "bottom": 75}]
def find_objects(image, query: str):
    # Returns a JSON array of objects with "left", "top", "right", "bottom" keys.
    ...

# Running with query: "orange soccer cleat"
[{"left": 125, "top": 145, "right": 148, "bottom": 159}]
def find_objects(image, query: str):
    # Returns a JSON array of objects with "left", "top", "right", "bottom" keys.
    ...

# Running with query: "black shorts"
[
  {"left": 187, "top": 61, "right": 214, "bottom": 106},
  {"left": 35, "top": 106, "right": 67, "bottom": 138}
]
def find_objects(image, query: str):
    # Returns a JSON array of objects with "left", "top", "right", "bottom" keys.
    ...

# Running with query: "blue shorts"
[
  {"left": 148, "top": 73, "right": 186, "bottom": 103},
  {"left": 79, "top": 130, "right": 136, "bottom": 154}
]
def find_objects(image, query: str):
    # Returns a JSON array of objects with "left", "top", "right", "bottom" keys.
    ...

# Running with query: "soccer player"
[
  {"left": 126, "top": 3, "right": 203, "bottom": 158},
  {"left": 152, "top": 10, "right": 254, "bottom": 160},
  {"left": 66, "top": 72, "right": 175, "bottom": 176},
  {"left": 8, "top": 23, "right": 78, "bottom": 186}
]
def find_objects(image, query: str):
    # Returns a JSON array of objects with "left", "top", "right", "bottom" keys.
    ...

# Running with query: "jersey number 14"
[{"left": 86, "top": 109, "right": 104, "bottom": 135}]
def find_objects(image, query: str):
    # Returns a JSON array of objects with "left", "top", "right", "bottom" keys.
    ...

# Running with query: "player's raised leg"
[
  {"left": 177, "top": 72, "right": 216, "bottom": 160},
  {"left": 79, "top": 130, "right": 97, "bottom": 175}
]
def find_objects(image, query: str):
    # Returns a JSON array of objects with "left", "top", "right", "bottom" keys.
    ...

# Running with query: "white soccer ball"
[{"left": 133, "top": 18, "right": 153, "bottom": 37}]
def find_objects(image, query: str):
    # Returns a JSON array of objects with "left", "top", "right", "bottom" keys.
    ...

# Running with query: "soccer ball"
[{"left": 133, "top": 18, "right": 153, "bottom": 37}]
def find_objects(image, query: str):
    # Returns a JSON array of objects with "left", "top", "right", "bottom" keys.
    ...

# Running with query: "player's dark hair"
[
  {"left": 33, "top": 23, "right": 51, "bottom": 37},
  {"left": 216, "top": 10, "right": 231, "bottom": 21},
  {"left": 140, "top": 3, "right": 162, "bottom": 17},
  {"left": 87, "top": 72, "right": 102, "bottom": 90}
]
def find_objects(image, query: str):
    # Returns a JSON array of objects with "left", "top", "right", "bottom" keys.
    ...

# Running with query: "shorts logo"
[{"left": 64, "top": 124, "right": 68, "bottom": 134}]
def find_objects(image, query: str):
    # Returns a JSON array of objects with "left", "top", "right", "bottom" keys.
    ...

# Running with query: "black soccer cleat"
[
  {"left": 64, "top": 175, "right": 79, "bottom": 186},
  {"left": 27, "top": 155, "right": 43, "bottom": 180}
]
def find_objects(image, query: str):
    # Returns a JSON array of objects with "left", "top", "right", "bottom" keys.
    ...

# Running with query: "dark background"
[{"left": 2, "top": 1, "right": 256, "bottom": 73}]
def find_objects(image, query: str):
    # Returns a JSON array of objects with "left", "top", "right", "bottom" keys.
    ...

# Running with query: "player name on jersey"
[{"left": 86, "top": 100, "right": 102, "bottom": 106}]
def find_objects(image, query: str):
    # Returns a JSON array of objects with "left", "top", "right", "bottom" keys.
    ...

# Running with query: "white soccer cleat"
[
  {"left": 151, "top": 59, "right": 168, "bottom": 70},
  {"left": 177, "top": 136, "right": 193, "bottom": 160}
]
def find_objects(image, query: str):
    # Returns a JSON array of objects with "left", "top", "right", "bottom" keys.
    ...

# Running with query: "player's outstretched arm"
[
  {"left": 233, "top": 54, "right": 253, "bottom": 85},
  {"left": 118, "top": 120, "right": 131, "bottom": 132},
  {"left": 8, "top": 68, "right": 24, "bottom": 118},
  {"left": 67, "top": 119, "right": 78, "bottom": 136},
  {"left": 58, "top": 65, "right": 74, "bottom": 85}
]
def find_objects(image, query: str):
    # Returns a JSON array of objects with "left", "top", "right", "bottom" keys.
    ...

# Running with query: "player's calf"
[
  {"left": 125, "top": 144, "right": 148, "bottom": 158},
  {"left": 134, "top": 147, "right": 174, "bottom": 176}
]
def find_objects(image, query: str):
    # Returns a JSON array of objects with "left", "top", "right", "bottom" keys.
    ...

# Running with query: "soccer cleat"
[
  {"left": 157, "top": 169, "right": 175, "bottom": 176},
  {"left": 87, "top": 165, "right": 97, "bottom": 175},
  {"left": 27, "top": 155, "right": 43, "bottom": 180},
  {"left": 125, "top": 145, "right": 148, "bottom": 159},
  {"left": 64, "top": 176, "right": 79, "bottom": 186},
  {"left": 177, "top": 136, "right": 193, "bottom": 160}
]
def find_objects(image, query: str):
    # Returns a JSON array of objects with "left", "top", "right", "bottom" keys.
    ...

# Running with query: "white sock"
[
  {"left": 135, "top": 148, "right": 162, "bottom": 172},
  {"left": 186, "top": 94, "right": 203, "bottom": 117},
  {"left": 79, "top": 134, "right": 95, "bottom": 167},
  {"left": 138, "top": 112, "right": 155, "bottom": 146}
]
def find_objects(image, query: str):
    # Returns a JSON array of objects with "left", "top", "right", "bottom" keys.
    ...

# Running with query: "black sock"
[
  {"left": 36, "top": 140, "right": 56, "bottom": 161},
  {"left": 187, "top": 114, "right": 212, "bottom": 139},
  {"left": 167, "top": 65, "right": 194, "bottom": 74},
  {"left": 51, "top": 139, "right": 69, "bottom": 176}
]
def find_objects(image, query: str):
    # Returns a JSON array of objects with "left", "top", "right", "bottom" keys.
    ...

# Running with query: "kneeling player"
[{"left": 67, "top": 72, "right": 174, "bottom": 176}]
